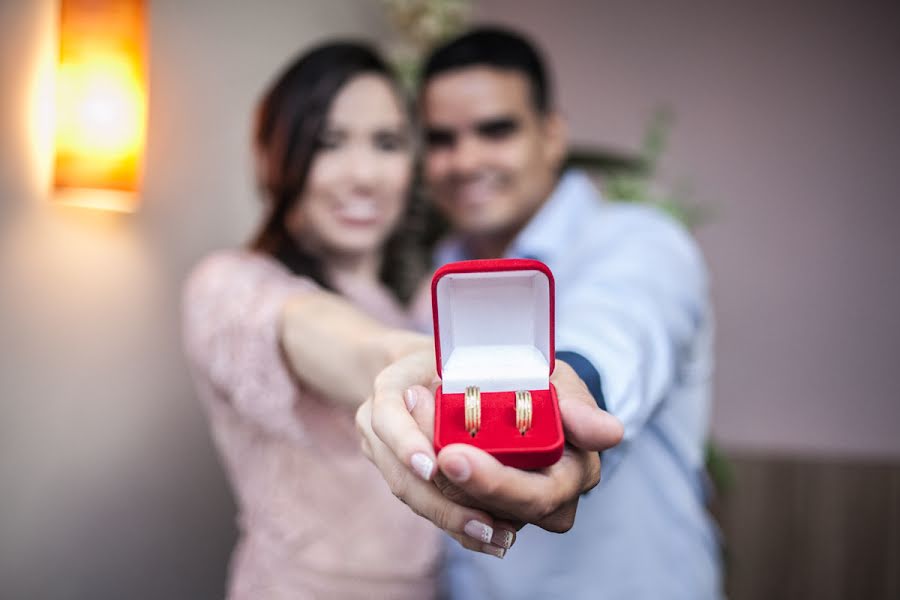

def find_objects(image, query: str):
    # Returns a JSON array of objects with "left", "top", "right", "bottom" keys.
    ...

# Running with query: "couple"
[{"left": 183, "top": 26, "right": 722, "bottom": 600}]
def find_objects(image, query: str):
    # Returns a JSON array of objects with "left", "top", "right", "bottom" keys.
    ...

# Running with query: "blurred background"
[{"left": 1, "top": 0, "right": 898, "bottom": 598}]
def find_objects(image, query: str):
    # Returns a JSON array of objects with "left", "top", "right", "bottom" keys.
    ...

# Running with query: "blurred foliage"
[
  {"left": 706, "top": 441, "right": 737, "bottom": 494},
  {"left": 382, "top": 0, "right": 472, "bottom": 91},
  {"left": 570, "top": 109, "right": 712, "bottom": 230}
]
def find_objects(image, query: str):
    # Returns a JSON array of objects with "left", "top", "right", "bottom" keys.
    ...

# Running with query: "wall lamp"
[{"left": 54, "top": 0, "right": 146, "bottom": 212}]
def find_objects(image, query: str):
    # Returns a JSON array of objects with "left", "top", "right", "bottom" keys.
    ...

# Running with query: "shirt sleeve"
[
  {"left": 181, "top": 251, "right": 316, "bottom": 442},
  {"left": 555, "top": 209, "right": 710, "bottom": 442}
]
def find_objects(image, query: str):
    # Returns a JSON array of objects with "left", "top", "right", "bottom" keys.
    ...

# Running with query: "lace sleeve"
[{"left": 182, "top": 250, "right": 316, "bottom": 442}]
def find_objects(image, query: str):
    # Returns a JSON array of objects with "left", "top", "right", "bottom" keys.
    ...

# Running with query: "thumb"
[{"left": 552, "top": 360, "right": 624, "bottom": 451}]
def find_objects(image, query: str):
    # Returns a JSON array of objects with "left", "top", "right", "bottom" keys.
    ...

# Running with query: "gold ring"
[
  {"left": 515, "top": 390, "right": 532, "bottom": 435},
  {"left": 465, "top": 386, "right": 481, "bottom": 437}
]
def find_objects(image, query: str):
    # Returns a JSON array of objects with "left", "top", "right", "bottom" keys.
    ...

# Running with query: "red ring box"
[{"left": 432, "top": 259, "right": 564, "bottom": 469}]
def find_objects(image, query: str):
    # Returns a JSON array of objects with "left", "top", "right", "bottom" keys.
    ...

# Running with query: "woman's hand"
[{"left": 355, "top": 351, "right": 624, "bottom": 550}]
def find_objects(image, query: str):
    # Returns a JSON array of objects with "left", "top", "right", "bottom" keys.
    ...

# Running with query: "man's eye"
[
  {"left": 374, "top": 131, "right": 408, "bottom": 152},
  {"left": 425, "top": 129, "right": 456, "bottom": 149},
  {"left": 476, "top": 118, "right": 519, "bottom": 140}
]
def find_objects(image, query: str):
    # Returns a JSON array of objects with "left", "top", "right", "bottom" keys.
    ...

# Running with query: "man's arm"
[{"left": 554, "top": 209, "right": 709, "bottom": 446}]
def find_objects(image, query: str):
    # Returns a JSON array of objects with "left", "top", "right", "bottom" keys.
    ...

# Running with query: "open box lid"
[{"left": 431, "top": 259, "right": 555, "bottom": 394}]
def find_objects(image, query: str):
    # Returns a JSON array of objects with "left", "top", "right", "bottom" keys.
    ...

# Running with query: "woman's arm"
[
  {"left": 183, "top": 251, "right": 430, "bottom": 439},
  {"left": 280, "top": 291, "right": 432, "bottom": 409}
]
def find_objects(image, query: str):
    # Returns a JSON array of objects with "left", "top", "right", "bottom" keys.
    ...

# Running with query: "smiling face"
[
  {"left": 288, "top": 74, "right": 413, "bottom": 259},
  {"left": 422, "top": 66, "right": 566, "bottom": 240}
]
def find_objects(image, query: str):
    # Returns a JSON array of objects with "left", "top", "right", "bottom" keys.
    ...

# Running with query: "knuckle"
[
  {"left": 372, "top": 371, "right": 386, "bottom": 393},
  {"left": 354, "top": 405, "right": 367, "bottom": 434},
  {"left": 373, "top": 367, "right": 395, "bottom": 394},
  {"left": 546, "top": 515, "right": 574, "bottom": 533},
  {"left": 432, "top": 501, "right": 454, "bottom": 532},
  {"left": 359, "top": 439, "right": 372, "bottom": 460},
  {"left": 386, "top": 465, "right": 409, "bottom": 500},
  {"left": 438, "top": 483, "right": 470, "bottom": 506},
  {"left": 477, "top": 473, "right": 502, "bottom": 499},
  {"left": 579, "top": 452, "right": 601, "bottom": 492},
  {"left": 587, "top": 458, "right": 601, "bottom": 490},
  {"left": 370, "top": 407, "right": 388, "bottom": 440},
  {"left": 406, "top": 498, "right": 428, "bottom": 519},
  {"left": 432, "top": 472, "right": 452, "bottom": 494},
  {"left": 543, "top": 505, "right": 577, "bottom": 533},
  {"left": 525, "top": 495, "right": 554, "bottom": 521}
]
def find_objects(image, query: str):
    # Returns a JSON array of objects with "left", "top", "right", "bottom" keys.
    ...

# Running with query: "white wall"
[
  {"left": 0, "top": 1, "right": 388, "bottom": 597},
  {"left": 477, "top": 0, "right": 900, "bottom": 459}
]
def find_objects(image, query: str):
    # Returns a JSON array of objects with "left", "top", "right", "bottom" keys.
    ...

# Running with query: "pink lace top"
[{"left": 182, "top": 250, "right": 441, "bottom": 600}]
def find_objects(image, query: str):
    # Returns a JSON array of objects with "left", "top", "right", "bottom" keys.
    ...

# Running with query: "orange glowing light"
[{"left": 54, "top": 0, "right": 146, "bottom": 211}]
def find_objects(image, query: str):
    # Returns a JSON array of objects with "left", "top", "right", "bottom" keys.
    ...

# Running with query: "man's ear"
[{"left": 541, "top": 112, "right": 569, "bottom": 169}]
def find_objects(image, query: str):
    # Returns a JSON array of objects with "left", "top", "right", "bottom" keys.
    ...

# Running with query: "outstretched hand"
[{"left": 355, "top": 350, "right": 623, "bottom": 556}]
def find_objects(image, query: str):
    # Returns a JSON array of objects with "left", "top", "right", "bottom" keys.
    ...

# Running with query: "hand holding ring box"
[{"left": 431, "top": 258, "right": 564, "bottom": 469}]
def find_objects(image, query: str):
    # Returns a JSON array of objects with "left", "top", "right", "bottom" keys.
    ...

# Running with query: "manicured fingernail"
[
  {"left": 404, "top": 388, "right": 417, "bottom": 411},
  {"left": 410, "top": 453, "right": 434, "bottom": 481},
  {"left": 442, "top": 455, "right": 471, "bottom": 483},
  {"left": 464, "top": 520, "right": 493, "bottom": 543},
  {"left": 491, "top": 529, "right": 515, "bottom": 549},
  {"left": 482, "top": 543, "right": 506, "bottom": 559}
]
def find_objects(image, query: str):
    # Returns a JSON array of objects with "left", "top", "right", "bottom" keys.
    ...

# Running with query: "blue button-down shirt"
[{"left": 432, "top": 170, "right": 723, "bottom": 599}]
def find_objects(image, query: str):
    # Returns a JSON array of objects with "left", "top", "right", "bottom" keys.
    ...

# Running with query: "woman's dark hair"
[{"left": 250, "top": 41, "right": 423, "bottom": 302}]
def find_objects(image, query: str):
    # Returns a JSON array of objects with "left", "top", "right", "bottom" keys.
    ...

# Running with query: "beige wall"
[
  {"left": 477, "top": 0, "right": 900, "bottom": 458},
  {"left": 0, "top": 1, "right": 388, "bottom": 597},
  {"left": 3, "top": 0, "right": 900, "bottom": 597}
]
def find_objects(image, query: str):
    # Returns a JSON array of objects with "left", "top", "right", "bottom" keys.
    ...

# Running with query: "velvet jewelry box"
[{"left": 431, "top": 258, "right": 564, "bottom": 469}]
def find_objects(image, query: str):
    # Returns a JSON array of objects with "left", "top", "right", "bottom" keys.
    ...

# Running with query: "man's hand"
[
  {"left": 355, "top": 350, "right": 624, "bottom": 552},
  {"left": 431, "top": 360, "right": 620, "bottom": 532}
]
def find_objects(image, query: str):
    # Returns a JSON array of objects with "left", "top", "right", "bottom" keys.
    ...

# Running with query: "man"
[{"left": 356, "top": 27, "right": 722, "bottom": 598}]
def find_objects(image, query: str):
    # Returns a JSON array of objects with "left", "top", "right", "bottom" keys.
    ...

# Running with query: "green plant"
[
  {"left": 382, "top": 0, "right": 472, "bottom": 91},
  {"left": 581, "top": 109, "right": 711, "bottom": 229}
]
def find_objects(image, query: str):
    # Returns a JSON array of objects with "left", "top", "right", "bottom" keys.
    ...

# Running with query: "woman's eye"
[
  {"left": 317, "top": 130, "right": 344, "bottom": 150},
  {"left": 374, "top": 131, "right": 408, "bottom": 152}
]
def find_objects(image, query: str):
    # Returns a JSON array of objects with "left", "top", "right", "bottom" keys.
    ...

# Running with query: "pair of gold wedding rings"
[{"left": 464, "top": 386, "right": 533, "bottom": 436}]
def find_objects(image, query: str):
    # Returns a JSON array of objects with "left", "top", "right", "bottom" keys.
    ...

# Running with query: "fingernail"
[
  {"left": 491, "top": 529, "right": 515, "bottom": 549},
  {"left": 410, "top": 453, "right": 434, "bottom": 481},
  {"left": 404, "top": 388, "right": 417, "bottom": 411},
  {"left": 464, "top": 520, "right": 493, "bottom": 544},
  {"left": 442, "top": 455, "right": 471, "bottom": 483},
  {"left": 482, "top": 543, "right": 506, "bottom": 559}
]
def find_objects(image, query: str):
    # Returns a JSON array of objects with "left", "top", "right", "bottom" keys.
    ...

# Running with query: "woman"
[{"left": 181, "top": 42, "right": 446, "bottom": 599}]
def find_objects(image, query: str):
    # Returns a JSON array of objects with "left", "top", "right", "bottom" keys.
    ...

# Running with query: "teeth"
[
  {"left": 457, "top": 177, "right": 496, "bottom": 204},
  {"left": 336, "top": 201, "right": 377, "bottom": 221}
]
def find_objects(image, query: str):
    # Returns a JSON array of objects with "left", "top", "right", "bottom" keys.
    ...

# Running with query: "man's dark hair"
[{"left": 420, "top": 26, "right": 552, "bottom": 113}]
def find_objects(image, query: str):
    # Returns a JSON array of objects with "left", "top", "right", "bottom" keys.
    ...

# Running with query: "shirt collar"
[
  {"left": 508, "top": 169, "right": 601, "bottom": 262},
  {"left": 434, "top": 169, "right": 602, "bottom": 265}
]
